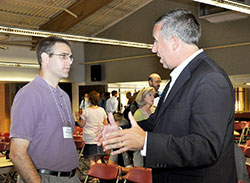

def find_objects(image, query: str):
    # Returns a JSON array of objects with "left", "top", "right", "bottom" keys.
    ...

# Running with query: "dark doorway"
[{"left": 79, "top": 85, "right": 107, "bottom": 105}]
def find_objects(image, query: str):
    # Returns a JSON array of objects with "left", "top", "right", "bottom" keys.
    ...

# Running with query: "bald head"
[{"left": 148, "top": 73, "right": 161, "bottom": 91}]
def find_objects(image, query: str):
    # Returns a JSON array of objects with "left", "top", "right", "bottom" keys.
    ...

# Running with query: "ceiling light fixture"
[
  {"left": 0, "top": 25, "right": 152, "bottom": 49},
  {"left": 193, "top": 0, "right": 250, "bottom": 14},
  {"left": 0, "top": 61, "right": 39, "bottom": 68}
]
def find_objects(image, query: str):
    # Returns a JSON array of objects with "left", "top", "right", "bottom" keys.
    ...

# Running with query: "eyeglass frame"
[{"left": 48, "top": 52, "right": 74, "bottom": 62}]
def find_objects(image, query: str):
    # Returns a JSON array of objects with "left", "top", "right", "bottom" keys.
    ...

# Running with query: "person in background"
[
  {"left": 134, "top": 87, "right": 156, "bottom": 120},
  {"left": 133, "top": 87, "right": 155, "bottom": 167},
  {"left": 117, "top": 96, "right": 123, "bottom": 113},
  {"left": 148, "top": 73, "right": 161, "bottom": 97},
  {"left": 97, "top": 9, "right": 237, "bottom": 183},
  {"left": 126, "top": 92, "right": 133, "bottom": 106},
  {"left": 129, "top": 91, "right": 139, "bottom": 115},
  {"left": 105, "top": 90, "right": 118, "bottom": 114},
  {"left": 148, "top": 73, "right": 161, "bottom": 107},
  {"left": 10, "top": 36, "right": 80, "bottom": 183},
  {"left": 108, "top": 148, "right": 133, "bottom": 173},
  {"left": 99, "top": 92, "right": 110, "bottom": 109},
  {"left": 75, "top": 91, "right": 108, "bottom": 167},
  {"left": 123, "top": 91, "right": 135, "bottom": 122},
  {"left": 79, "top": 93, "right": 90, "bottom": 113}
]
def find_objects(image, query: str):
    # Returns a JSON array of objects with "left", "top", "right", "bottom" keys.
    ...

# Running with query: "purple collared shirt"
[{"left": 10, "top": 75, "right": 78, "bottom": 171}]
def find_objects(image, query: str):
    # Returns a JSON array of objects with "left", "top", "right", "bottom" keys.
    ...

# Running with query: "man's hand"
[
  {"left": 95, "top": 113, "right": 119, "bottom": 146},
  {"left": 102, "top": 112, "right": 146, "bottom": 155}
]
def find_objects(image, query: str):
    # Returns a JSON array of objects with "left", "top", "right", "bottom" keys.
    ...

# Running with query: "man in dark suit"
[{"left": 97, "top": 9, "right": 237, "bottom": 183}]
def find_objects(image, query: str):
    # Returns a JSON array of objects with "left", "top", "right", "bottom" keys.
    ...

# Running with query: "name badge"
[{"left": 63, "top": 127, "right": 73, "bottom": 138}]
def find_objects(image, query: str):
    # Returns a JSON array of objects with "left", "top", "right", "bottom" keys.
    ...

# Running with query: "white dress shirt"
[
  {"left": 141, "top": 49, "right": 204, "bottom": 156},
  {"left": 105, "top": 96, "right": 118, "bottom": 114}
]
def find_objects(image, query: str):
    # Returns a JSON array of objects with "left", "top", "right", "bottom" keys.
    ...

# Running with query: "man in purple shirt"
[{"left": 10, "top": 37, "right": 80, "bottom": 183}]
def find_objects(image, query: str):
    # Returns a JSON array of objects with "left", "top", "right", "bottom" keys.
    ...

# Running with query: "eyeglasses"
[{"left": 49, "top": 53, "right": 73, "bottom": 62}]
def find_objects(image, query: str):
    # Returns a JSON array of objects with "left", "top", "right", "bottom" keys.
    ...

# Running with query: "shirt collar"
[
  {"left": 170, "top": 49, "right": 203, "bottom": 81},
  {"left": 35, "top": 75, "right": 61, "bottom": 93}
]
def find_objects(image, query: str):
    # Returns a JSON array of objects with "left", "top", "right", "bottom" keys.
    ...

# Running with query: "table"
[{"left": 0, "top": 156, "right": 16, "bottom": 183}]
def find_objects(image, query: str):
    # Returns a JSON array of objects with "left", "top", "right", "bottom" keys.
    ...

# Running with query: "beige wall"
[
  {"left": 0, "top": 0, "right": 249, "bottom": 85},
  {"left": 0, "top": 84, "right": 11, "bottom": 132},
  {"left": 0, "top": 0, "right": 250, "bottom": 125},
  {"left": 84, "top": 0, "right": 250, "bottom": 84},
  {"left": 0, "top": 42, "right": 85, "bottom": 119}
]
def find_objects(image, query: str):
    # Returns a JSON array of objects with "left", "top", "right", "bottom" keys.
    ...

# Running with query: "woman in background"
[
  {"left": 75, "top": 91, "right": 108, "bottom": 167},
  {"left": 133, "top": 87, "right": 155, "bottom": 167}
]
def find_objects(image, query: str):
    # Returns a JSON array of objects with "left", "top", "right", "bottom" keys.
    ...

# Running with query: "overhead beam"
[
  {"left": 40, "top": 0, "right": 112, "bottom": 32},
  {"left": 0, "top": 25, "right": 153, "bottom": 49}
]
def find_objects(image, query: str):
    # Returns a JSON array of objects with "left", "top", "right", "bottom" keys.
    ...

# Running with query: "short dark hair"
[
  {"left": 148, "top": 77, "right": 153, "bottom": 81},
  {"left": 89, "top": 91, "right": 100, "bottom": 105},
  {"left": 104, "top": 92, "right": 110, "bottom": 98},
  {"left": 36, "top": 36, "right": 71, "bottom": 67},
  {"left": 111, "top": 90, "right": 117, "bottom": 96}
]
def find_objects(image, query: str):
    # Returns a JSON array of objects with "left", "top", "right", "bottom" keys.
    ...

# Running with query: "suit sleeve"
[{"left": 145, "top": 72, "right": 234, "bottom": 168}]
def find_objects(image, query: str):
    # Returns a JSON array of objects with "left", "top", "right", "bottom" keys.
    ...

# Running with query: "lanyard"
[{"left": 47, "top": 84, "right": 72, "bottom": 125}]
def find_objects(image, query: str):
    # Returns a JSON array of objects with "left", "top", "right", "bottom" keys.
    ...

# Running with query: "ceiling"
[
  {"left": 0, "top": 0, "right": 153, "bottom": 47},
  {"left": 0, "top": 0, "right": 250, "bottom": 87}
]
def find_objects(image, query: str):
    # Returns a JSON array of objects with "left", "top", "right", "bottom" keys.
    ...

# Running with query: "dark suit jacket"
[{"left": 139, "top": 52, "right": 237, "bottom": 183}]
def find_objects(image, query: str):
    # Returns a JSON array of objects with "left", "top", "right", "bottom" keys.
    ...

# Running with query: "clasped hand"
[{"left": 95, "top": 112, "right": 146, "bottom": 155}]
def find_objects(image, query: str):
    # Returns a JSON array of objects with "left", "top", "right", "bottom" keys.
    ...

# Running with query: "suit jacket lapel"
[
  {"left": 155, "top": 52, "right": 206, "bottom": 123},
  {"left": 156, "top": 69, "right": 191, "bottom": 120},
  {"left": 156, "top": 79, "right": 171, "bottom": 110}
]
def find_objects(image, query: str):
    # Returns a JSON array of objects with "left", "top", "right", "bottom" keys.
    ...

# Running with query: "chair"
[
  {"left": 74, "top": 139, "right": 88, "bottom": 178},
  {"left": 123, "top": 167, "right": 152, "bottom": 183},
  {"left": 238, "top": 139, "right": 250, "bottom": 153},
  {"left": 74, "top": 126, "right": 82, "bottom": 136},
  {"left": 243, "top": 147, "right": 250, "bottom": 158},
  {"left": 242, "top": 122, "right": 250, "bottom": 143},
  {"left": 234, "top": 122, "right": 247, "bottom": 143},
  {"left": 73, "top": 135, "right": 82, "bottom": 141},
  {"left": 74, "top": 140, "right": 85, "bottom": 159},
  {"left": 84, "top": 163, "right": 121, "bottom": 183},
  {"left": 0, "top": 132, "right": 11, "bottom": 143},
  {"left": 239, "top": 144, "right": 246, "bottom": 152},
  {"left": 0, "top": 142, "right": 7, "bottom": 155},
  {"left": 0, "top": 142, "right": 9, "bottom": 155},
  {"left": 2, "top": 132, "right": 10, "bottom": 139}
]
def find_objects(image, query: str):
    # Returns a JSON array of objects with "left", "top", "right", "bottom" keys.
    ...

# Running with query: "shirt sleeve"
[
  {"left": 140, "top": 132, "right": 148, "bottom": 156},
  {"left": 10, "top": 88, "right": 39, "bottom": 141},
  {"left": 81, "top": 108, "right": 88, "bottom": 120}
]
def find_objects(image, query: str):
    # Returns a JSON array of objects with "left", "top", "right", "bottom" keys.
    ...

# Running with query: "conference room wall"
[{"left": 84, "top": 0, "right": 250, "bottom": 84}]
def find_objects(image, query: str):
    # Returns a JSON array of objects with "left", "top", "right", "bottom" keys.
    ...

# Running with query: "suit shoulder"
[{"left": 189, "top": 55, "right": 233, "bottom": 88}]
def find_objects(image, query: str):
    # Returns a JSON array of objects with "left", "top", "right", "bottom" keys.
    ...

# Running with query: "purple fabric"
[{"left": 10, "top": 75, "right": 78, "bottom": 171}]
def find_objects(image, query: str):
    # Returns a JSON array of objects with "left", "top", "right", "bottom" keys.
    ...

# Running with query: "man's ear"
[
  {"left": 171, "top": 36, "right": 180, "bottom": 51},
  {"left": 41, "top": 52, "right": 49, "bottom": 66},
  {"left": 148, "top": 80, "right": 152, "bottom": 86}
]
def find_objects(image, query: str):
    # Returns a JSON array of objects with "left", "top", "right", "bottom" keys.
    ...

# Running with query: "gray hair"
[
  {"left": 154, "top": 9, "right": 201, "bottom": 45},
  {"left": 135, "top": 87, "right": 156, "bottom": 106}
]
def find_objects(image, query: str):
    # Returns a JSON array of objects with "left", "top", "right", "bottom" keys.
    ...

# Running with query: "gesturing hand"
[
  {"left": 102, "top": 112, "right": 146, "bottom": 155},
  {"left": 95, "top": 113, "right": 119, "bottom": 146}
]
